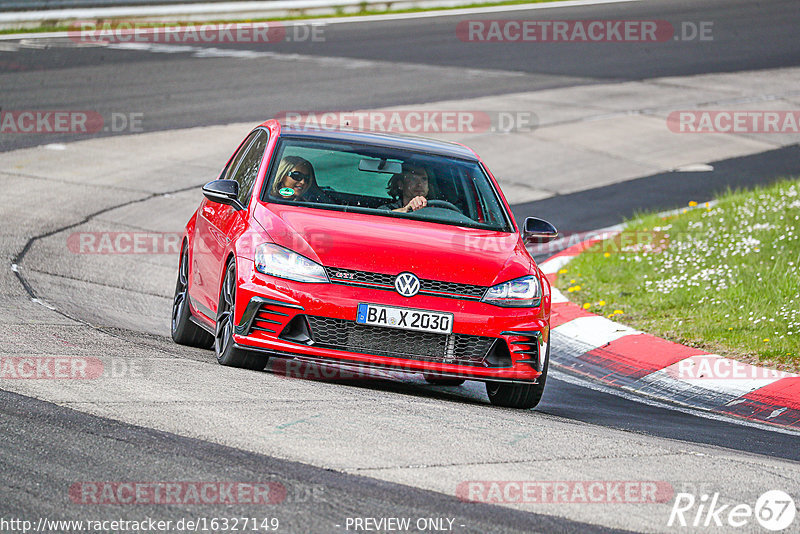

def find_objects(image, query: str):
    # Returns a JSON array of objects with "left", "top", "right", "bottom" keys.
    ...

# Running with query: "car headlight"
[
  {"left": 254, "top": 243, "right": 329, "bottom": 283},
  {"left": 482, "top": 275, "right": 541, "bottom": 307}
]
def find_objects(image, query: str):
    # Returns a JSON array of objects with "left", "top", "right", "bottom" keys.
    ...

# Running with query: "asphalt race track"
[
  {"left": 2, "top": 0, "right": 800, "bottom": 151},
  {"left": 1, "top": 0, "right": 800, "bottom": 532}
]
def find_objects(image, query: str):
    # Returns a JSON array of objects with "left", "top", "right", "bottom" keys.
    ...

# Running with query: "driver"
[{"left": 380, "top": 163, "right": 436, "bottom": 213}]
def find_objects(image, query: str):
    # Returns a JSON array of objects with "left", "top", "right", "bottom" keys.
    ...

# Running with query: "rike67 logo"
[{"left": 668, "top": 490, "right": 796, "bottom": 531}]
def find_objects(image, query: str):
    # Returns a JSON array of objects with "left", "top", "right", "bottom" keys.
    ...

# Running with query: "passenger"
[
  {"left": 380, "top": 163, "right": 438, "bottom": 212},
  {"left": 271, "top": 156, "right": 327, "bottom": 202}
]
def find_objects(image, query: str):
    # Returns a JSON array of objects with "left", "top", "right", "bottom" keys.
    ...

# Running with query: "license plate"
[{"left": 356, "top": 304, "right": 453, "bottom": 335}]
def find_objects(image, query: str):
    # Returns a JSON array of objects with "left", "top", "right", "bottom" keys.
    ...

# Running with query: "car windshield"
[{"left": 262, "top": 137, "right": 513, "bottom": 232}]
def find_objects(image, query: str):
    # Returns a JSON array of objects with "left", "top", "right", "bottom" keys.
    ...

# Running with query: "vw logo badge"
[{"left": 395, "top": 272, "right": 420, "bottom": 297}]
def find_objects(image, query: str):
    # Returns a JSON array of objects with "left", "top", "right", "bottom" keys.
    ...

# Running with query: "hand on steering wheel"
[
  {"left": 404, "top": 196, "right": 428, "bottom": 212},
  {"left": 422, "top": 199, "right": 462, "bottom": 213}
]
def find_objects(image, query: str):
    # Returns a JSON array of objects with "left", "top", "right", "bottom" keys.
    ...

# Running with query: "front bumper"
[{"left": 232, "top": 258, "right": 550, "bottom": 383}]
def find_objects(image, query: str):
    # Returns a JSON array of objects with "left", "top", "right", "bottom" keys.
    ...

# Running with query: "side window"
[
  {"left": 221, "top": 131, "right": 259, "bottom": 182},
  {"left": 230, "top": 130, "right": 268, "bottom": 206}
]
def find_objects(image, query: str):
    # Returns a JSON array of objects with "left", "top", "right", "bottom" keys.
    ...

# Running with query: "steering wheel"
[{"left": 421, "top": 199, "right": 462, "bottom": 213}]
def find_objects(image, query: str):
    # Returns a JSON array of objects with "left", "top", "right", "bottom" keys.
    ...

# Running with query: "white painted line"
[
  {"left": 0, "top": 0, "right": 348, "bottom": 22},
  {"left": 767, "top": 407, "right": 787, "bottom": 420},
  {"left": 539, "top": 254, "right": 573, "bottom": 274},
  {"left": 552, "top": 315, "right": 640, "bottom": 349},
  {"left": 673, "top": 163, "right": 714, "bottom": 172},
  {"left": 550, "top": 287, "right": 569, "bottom": 304},
  {"left": 31, "top": 298, "right": 56, "bottom": 311},
  {"left": 0, "top": 0, "right": 644, "bottom": 35},
  {"left": 294, "top": 0, "right": 646, "bottom": 25},
  {"left": 89, "top": 42, "right": 529, "bottom": 79}
]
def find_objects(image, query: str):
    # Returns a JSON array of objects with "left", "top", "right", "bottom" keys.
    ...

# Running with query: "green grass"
[
  {"left": 0, "top": 0, "right": 565, "bottom": 35},
  {"left": 556, "top": 178, "right": 800, "bottom": 372}
]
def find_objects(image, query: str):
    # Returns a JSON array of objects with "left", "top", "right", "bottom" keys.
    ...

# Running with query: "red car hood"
[{"left": 253, "top": 203, "right": 532, "bottom": 286}]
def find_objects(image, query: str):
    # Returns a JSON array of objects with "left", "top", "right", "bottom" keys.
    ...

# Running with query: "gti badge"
[{"left": 395, "top": 272, "right": 420, "bottom": 297}]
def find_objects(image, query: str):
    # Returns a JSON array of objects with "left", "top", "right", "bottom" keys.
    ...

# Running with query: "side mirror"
[
  {"left": 523, "top": 217, "right": 558, "bottom": 244},
  {"left": 202, "top": 180, "right": 244, "bottom": 210}
]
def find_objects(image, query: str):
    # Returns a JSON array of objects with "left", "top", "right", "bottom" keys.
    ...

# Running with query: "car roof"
[{"left": 275, "top": 123, "right": 480, "bottom": 161}]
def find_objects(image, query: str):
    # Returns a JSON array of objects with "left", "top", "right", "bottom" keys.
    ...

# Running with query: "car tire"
[
  {"left": 485, "top": 343, "right": 549, "bottom": 409},
  {"left": 423, "top": 373, "right": 466, "bottom": 386},
  {"left": 171, "top": 245, "right": 214, "bottom": 348},
  {"left": 215, "top": 260, "right": 267, "bottom": 371}
]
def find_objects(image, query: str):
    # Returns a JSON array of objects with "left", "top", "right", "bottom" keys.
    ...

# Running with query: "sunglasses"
[{"left": 287, "top": 170, "right": 310, "bottom": 182}]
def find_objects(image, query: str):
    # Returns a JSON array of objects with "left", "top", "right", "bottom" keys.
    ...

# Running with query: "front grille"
[
  {"left": 325, "top": 267, "right": 486, "bottom": 300},
  {"left": 326, "top": 267, "right": 394, "bottom": 287},
  {"left": 305, "top": 315, "right": 495, "bottom": 365},
  {"left": 422, "top": 279, "right": 486, "bottom": 298}
]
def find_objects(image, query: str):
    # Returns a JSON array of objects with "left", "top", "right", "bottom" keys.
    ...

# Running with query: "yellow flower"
[
  {"left": 603, "top": 252, "right": 611, "bottom": 258},
  {"left": 728, "top": 327, "right": 733, "bottom": 331},
  {"left": 572, "top": 285, "right": 581, "bottom": 291},
  {"left": 688, "top": 201, "right": 698, "bottom": 207},
  {"left": 704, "top": 202, "right": 709, "bottom": 208},
  {"left": 613, "top": 310, "right": 623, "bottom": 315},
  {"left": 763, "top": 338, "right": 770, "bottom": 342},
  {"left": 558, "top": 269, "right": 568, "bottom": 274},
  {"left": 583, "top": 303, "right": 591, "bottom": 310},
  {"left": 567, "top": 287, "right": 575, "bottom": 293},
  {"left": 569, "top": 279, "right": 576, "bottom": 284},
  {"left": 598, "top": 300, "right": 606, "bottom": 306},
  {"left": 682, "top": 209, "right": 688, "bottom": 213}
]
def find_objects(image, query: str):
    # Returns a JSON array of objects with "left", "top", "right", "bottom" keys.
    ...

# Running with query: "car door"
[{"left": 192, "top": 130, "right": 267, "bottom": 317}]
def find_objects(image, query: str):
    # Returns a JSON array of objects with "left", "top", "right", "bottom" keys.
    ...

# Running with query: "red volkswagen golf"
[{"left": 171, "top": 120, "right": 558, "bottom": 409}]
